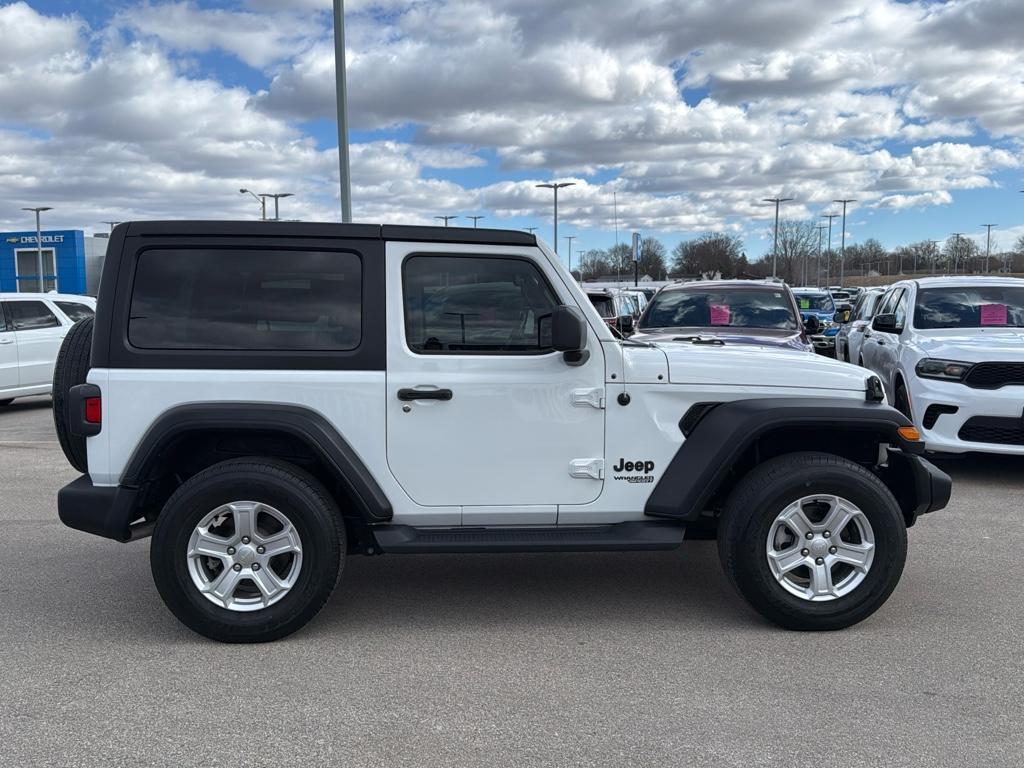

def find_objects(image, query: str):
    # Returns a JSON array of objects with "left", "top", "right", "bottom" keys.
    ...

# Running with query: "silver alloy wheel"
[
  {"left": 186, "top": 501, "right": 303, "bottom": 612},
  {"left": 766, "top": 494, "right": 875, "bottom": 602}
]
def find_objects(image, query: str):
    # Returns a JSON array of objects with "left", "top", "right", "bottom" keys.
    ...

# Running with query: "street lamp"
[
  {"left": 816, "top": 225, "right": 827, "bottom": 288},
  {"left": 21, "top": 206, "right": 53, "bottom": 292},
  {"left": 239, "top": 189, "right": 266, "bottom": 220},
  {"left": 524, "top": 227, "right": 538, "bottom": 234},
  {"left": 467, "top": 216, "right": 485, "bottom": 228},
  {"left": 434, "top": 215, "right": 457, "bottom": 227},
  {"left": 101, "top": 221, "right": 120, "bottom": 234},
  {"left": 536, "top": 181, "right": 575, "bottom": 253},
  {"left": 982, "top": 224, "right": 997, "bottom": 273},
  {"left": 262, "top": 193, "right": 294, "bottom": 221},
  {"left": 833, "top": 199, "right": 856, "bottom": 284},
  {"left": 821, "top": 213, "right": 839, "bottom": 285},
  {"left": 762, "top": 197, "right": 793, "bottom": 278},
  {"left": 564, "top": 235, "right": 576, "bottom": 275}
]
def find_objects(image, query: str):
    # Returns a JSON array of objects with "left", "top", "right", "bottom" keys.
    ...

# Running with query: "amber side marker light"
[{"left": 898, "top": 426, "right": 921, "bottom": 441}]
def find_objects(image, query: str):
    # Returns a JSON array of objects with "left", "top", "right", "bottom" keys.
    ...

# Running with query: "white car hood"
[
  {"left": 911, "top": 329, "right": 1024, "bottom": 362},
  {"left": 657, "top": 342, "right": 869, "bottom": 391}
]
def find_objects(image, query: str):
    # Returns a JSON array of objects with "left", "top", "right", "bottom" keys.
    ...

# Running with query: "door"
[
  {"left": 385, "top": 244, "right": 606, "bottom": 521},
  {"left": 0, "top": 303, "right": 18, "bottom": 391},
  {"left": 861, "top": 287, "right": 898, "bottom": 371},
  {"left": 3, "top": 300, "right": 65, "bottom": 388}
]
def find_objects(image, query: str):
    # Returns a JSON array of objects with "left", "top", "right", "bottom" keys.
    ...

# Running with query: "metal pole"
[
  {"left": 333, "top": 0, "right": 352, "bottom": 222},
  {"left": 35, "top": 209, "right": 44, "bottom": 292},
  {"left": 822, "top": 213, "right": 838, "bottom": 285},
  {"left": 536, "top": 182, "right": 574, "bottom": 254},
  {"left": 763, "top": 197, "right": 793, "bottom": 278},
  {"left": 614, "top": 192, "right": 620, "bottom": 286},
  {"left": 564, "top": 235, "right": 576, "bottom": 274},
  {"left": 434, "top": 216, "right": 457, "bottom": 227},
  {"left": 468, "top": 216, "right": 485, "bottom": 228},
  {"left": 982, "top": 224, "right": 996, "bottom": 272},
  {"left": 816, "top": 225, "right": 826, "bottom": 288},
  {"left": 833, "top": 199, "right": 855, "bottom": 284},
  {"left": 553, "top": 186, "right": 559, "bottom": 254}
]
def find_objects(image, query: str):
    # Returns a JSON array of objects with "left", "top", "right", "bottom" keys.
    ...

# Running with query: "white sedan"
[
  {"left": 859, "top": 276, "right": 1024, "bottom": 454},
  {"left": 0, "top": 292, "right": 96, "bottom": 406}
]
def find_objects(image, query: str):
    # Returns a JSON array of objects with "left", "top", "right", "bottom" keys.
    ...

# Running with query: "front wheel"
[
  {"left": 151, "top": 458, "right": 344, "bottom": 643},
  {"left": 718, "top": 452, "right": 907, "bottom": 631}
]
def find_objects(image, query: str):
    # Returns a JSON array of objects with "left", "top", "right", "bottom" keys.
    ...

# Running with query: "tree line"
[{"left": 575, "top": 222, "right": 1024, "bottom": 284}]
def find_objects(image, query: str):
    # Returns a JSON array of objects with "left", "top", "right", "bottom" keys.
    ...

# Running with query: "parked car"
[
  {"left": 0, "top": 292, "right": 96, "bottom": 405},
  {"left": 621, "top": 288, "right": 649, "bottom": 315},
  {"left": 632, "top": 279, "right": 813, "bottom": 352},
  {"left": 792, "top": 288, "right": 842, "bottom": 356},
  {"left": 587, "top": 289, "right": 635, "bottom": 336},
  {"left": 52, "top": 220, "right": 948, "bottom": 642},
  {"left": 836, "top": 287, "right": 886, "bottom": 363},
  {"left": 859, "top": 276, "right": 1024, "bottom": 454}
]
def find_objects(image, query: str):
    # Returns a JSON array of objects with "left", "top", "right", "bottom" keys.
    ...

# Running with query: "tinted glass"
[
  {"left": 856, "top": 292, "right": 882, "bottom": 320},
  {"left": 915, "top": 286, "right": 1024, "bottom": 329},
  {"left": 129, "top": 249, "right": 361, "bottom": 350},
  {"left": 6, "top": 300, "right": 59, "bottom": 330},
  {"left": 0, "top": 302, "right": 7, "bottom": 332},
  {"left": 793, "top": 292, "right": 835, "bottom": 313},
  {"left": 641, "top": 288, "right": 797, "bottom": 330},
  {"left": 589, "top": 295, "right": 616, "bottom": 318},
  {"left": 877, "top": 288, "right": 900, "bottom": 316},
  {"left": 893, "top": 290, "right": 909, "bottom": 328},
  {"left": 56, "top": 301, "right": 95, "bottom": 322},
  {"left": 404, "top": 255, "right": 559, "bottom": 353}
]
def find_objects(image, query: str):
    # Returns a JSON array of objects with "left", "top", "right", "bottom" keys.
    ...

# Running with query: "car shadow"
[
  {"left": 928, "top": 452, "right": 1024, "bottom": 487},
  {"left": 0, "top": 395, "right": 52, "bottom": 413}
]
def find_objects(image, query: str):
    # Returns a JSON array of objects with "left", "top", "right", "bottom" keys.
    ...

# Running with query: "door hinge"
[
  {"left": 569, "top": 458, "right": 604, "bottom": 480},
  {"left": 571, "top": 387, "right": 605, "bottom": 409}
]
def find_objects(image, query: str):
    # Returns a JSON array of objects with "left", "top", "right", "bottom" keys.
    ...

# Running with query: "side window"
[
  {"left": 877, "top": 288, "right": 900, "bottom": 316},
  {"left": 6, "top": 300, "right": 60, "bottom": 330},
  {"left": 893, "top": 290, "right": 909, "bottom": 329},
  {"left": 55, "top": 302, "right": 95, "bottom": 323},
  {"left": 129, "top": 249, "right": 361, "bottom": 351},
  {"left": 403, "top": 255, "right": 560, "bottom": 354},
  {"left": 0, "top": 302, "right": 8, "bottom": 332}
]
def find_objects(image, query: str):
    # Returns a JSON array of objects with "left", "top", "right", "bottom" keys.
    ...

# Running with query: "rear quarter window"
[{"left": 128, "top": 249, "right": 362, "bottom": 351}]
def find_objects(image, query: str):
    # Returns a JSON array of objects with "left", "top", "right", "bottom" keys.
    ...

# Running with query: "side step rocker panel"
[{"left": 372, "top": 521, "right": 686, "bottom": 554}]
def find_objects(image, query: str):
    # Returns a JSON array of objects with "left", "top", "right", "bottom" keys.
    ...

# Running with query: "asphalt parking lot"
[{"left": 1, "top": 396, "right": 1022, "bottom": 767}]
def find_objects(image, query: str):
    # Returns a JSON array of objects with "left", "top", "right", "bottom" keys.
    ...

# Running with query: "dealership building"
[{"left": 0, "top": 230, "right": 109, "bottom": 296}]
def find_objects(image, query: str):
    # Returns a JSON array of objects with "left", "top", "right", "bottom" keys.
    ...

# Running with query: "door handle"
[
  {"left": 0, "top": 338, "right": 13, "bottom": 345},
  {"left": 398, "top": 388, "right": 453, "bottom": 402}
]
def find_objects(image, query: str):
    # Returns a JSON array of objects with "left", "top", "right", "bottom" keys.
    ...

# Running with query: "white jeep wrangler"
[{"left": 54, "top": 221, "right": 950, "bottom": 642}]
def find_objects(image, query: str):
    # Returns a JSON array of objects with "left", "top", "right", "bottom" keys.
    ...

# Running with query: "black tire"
[
  {"left": 717, "top": 451, "right": 907, "bottom": 631},
  {"left": 0, "top": 399, "right": 13, "bottom": 407},
  {"left": 151, "top": 458, "right": 344, "bottom": 643},
  {"left": 52, "top": 316, "right": 94, "bottom": 473}
]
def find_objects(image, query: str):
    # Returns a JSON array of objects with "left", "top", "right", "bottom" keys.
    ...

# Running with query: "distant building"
[{"left": 0, "top": 230, "right": 109, "bottom": 295}]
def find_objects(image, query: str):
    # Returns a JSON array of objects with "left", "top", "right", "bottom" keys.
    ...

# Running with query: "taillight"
[{"left": 85, "top": 396, "right": 102, "bottom": 424}]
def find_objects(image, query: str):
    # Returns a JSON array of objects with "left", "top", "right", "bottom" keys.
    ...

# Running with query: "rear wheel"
[
  {"left": 718, "top": 451, "right": 907, "bottom": 631},
  {"left": 151, "top": 458, "right": 344, "bottom": 643},
  {"left": 52, "top": 316, "right": 94, "bottom": 472}
]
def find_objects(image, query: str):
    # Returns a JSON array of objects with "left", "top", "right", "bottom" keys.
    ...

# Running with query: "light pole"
[
  {"left": 524, "top": 227, "right": 538, "bottom": 234},
  {"left": 564, "top": 235, "right": 576, "bottom": 275},
  {"left": 816, "top": 225, "right": 827, "bottom": 288},
  {"left": 102, "top": 221, "right": 120, "bottom": 234},
  {"left": 240, "top": 189, "right": 266, "bottom": 220},
  {"left": 262, "top": 193, "right": 294, "bottom": 221},
  {"left": 467, "top": 216, "right": 485, "bottom": 228},
  {"left": 21, "top": 206, "right": 52, "bottom": 292},
  {"left": 821, "top": 213, "right": 839, "bottom": 285},
  {"left": 536, "top": 181, "right": 575, "bottom": 253},
  {"left": 950, "top": 233, "right": 963, "bottom": 274},
  {"left": 332, "top": 0, "right": 352, "bottom": 222},
  {"left": 762, "top": 197, "right": 793, "bottom": 278},
  {"left": 833, "top": 199, "right": 856, "bottom": 284},
  {"left": 982, "top": 224, "right": 997, "bottom": 273},
  {"left": 434, "top": 215, "right": 457, "bottom": 227}
]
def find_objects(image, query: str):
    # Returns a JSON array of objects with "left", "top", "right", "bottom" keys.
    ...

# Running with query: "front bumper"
[
  {"left": 58, "top": 475, "right": 141, "bottom": 542},
  {"left": 910, "top": 376, "right": 1024, "bottom": 455},
  {"left": 882, "top": 450, "right": 952, "bottom": 527}
]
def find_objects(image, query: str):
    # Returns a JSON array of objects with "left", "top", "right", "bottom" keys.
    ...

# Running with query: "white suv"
[
  {"left": 859, "top": 276, "right": 1024, "bottom": 454},
  {"left": 0, "top": 292, "right": 96, "bottom": 405},
  {"left": 52, "top": 221, "right": 949, "bottom": 642}
]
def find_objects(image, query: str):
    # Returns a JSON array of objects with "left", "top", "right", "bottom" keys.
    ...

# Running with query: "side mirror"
[
  {"left": 620, "top": 314, "right": 635, "bottom": 335},
  {"left": 552, "top": 305, "right": 589, "bottom": 365},
  {"left": 804, "top": 316, "right": 822, "bottom": 334},
  {"left": 871, "top": 313, "right": 899, "bottom": 333},
  {"left": 833, "top": 310, "right": 851, "bottom": 324}
]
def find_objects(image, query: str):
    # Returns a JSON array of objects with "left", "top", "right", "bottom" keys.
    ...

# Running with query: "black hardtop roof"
[{"left": 121, "top": 220, "right": 536, "bottom": 247}]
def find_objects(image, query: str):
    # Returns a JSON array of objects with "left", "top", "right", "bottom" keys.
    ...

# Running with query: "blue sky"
[{"left": 2, "top": 0, "right": 1023, "bottom": 267}]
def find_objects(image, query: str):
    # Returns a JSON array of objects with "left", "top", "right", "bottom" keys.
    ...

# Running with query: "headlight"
[{"left": 915, "top": 358, "right": 973, "bottom": 381}]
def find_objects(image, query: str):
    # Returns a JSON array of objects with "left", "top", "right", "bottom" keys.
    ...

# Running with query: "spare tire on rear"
[{"left": 53, "top": 316, "right": 94, "bottom": 473}]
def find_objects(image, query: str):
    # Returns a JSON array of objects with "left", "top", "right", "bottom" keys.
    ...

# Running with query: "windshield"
[
  {"left": 589, "top": 294, "right": 616, "bottom": 318},
  {"left": 914, "top": 286, "right": 1024, "bottom": 329},
  {"left": 639, "top": 288, "right": 798, "bottom": 330},
  {"left": 794, "top": 293, "right": 835, "bottom": 313}
]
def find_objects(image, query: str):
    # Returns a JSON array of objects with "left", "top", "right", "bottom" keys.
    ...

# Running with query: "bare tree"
[{"left": 671, "top": 233, "right": 744, "bottom": 278}]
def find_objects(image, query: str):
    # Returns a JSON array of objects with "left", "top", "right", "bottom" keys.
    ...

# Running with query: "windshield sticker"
[
  {"left": 710, "top": 304, "right": 730, "bottom": 325},
  {"left": 798, "top": 298, "right": 810, "bottom": 310},
  {"left": 980, "top": 303, "right": 1008, "bottom": 326}
]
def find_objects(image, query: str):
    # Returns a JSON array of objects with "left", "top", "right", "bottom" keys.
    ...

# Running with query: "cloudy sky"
[{"left": 2, "top": 0, "right": 1023, "bottom": 262}]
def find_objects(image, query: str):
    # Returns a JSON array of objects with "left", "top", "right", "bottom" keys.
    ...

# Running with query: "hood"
[
  {"left": 910, "top": 328, "right": 1024, "bottom": 362},
  {"left": 633, "top": 326, "right": 809, "bottom": 352},
  {"left": 653, "top": 341, "right": 870, "bottom": 391}
]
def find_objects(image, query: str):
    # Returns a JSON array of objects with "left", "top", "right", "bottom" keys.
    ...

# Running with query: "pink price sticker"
[
  {"left": 710, "top": 304, "right": 730, "bottom": 325},
  {"left": 980, "top": 303, "right": 1008, "bottom": 326}
]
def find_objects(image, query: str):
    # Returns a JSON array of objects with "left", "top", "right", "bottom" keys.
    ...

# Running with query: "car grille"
[
  {"left": 923, "top": 404, "right": 958, "bottom": 429},
  {"left": 964, "top": 362, "right": 1024, "bottom": 389},
  {"left": 958, "top": 416, "right": 1024, "bottom": 446}
]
